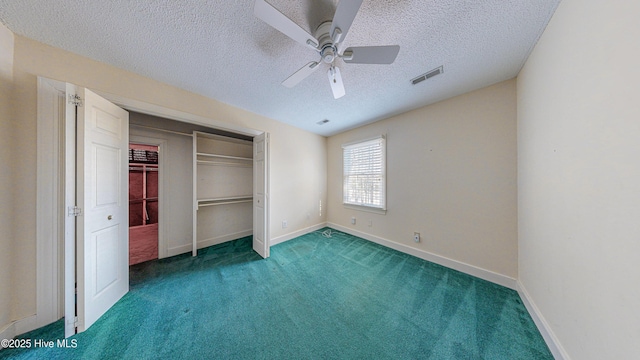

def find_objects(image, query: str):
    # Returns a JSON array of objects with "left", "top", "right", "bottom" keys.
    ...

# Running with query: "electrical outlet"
[
  {"left": 368, "top": 219, "right": 372, "bottom": 227},
  {"left": 414, "top": 232, "right": 420, "bottom": 243},
  {"left": 282, "top": 220, "right": 288, "bottom": 229},
  {"left": 351, "top": 216, "right": 356, "bottom": 225},
  {"left": 306, "top": 213, "right": 310, "bottom": 220}
]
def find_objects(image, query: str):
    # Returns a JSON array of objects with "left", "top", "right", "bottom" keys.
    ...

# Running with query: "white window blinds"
[{"left": 342, "top": 136, "right": 386, "bottom": 210}]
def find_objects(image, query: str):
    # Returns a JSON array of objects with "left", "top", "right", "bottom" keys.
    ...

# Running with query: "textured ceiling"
[{"left": 0, "top": 0, "right": 560, "bottom": 136}]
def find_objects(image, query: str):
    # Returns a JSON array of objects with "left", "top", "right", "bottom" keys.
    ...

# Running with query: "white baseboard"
[
  {"left": 270, "top": 223, "right": 328, "bottom": 246},
  {"left": 167, "top": 230, "right": 253, "bottom": 257},
  {"left": 327, "top": 223, "right": 517, "bottom": 290},
  {"left": 0, "top": 315, "right": 37, "bottom": 341},
  {"left": 14, "top": 315, "right": 37, "bottom": 336},
  {"left": 517, "top": 281, "right": 570, "bottom": 360},
  {"left": 0, "top": 322, "right": 14, "bottom": 342},
  {"left": 167, "top": 243, "right": 192, "bottom": 257}
]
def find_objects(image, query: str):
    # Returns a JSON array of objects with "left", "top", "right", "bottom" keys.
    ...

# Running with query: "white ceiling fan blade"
[
  {"left": 328, "top": 66, "right": 346, "bottom": 99},
  {"left": 330, "top": 0, "right": 364, "bottom": 44},
  {"left": 342, "top": 45, "right": 400, "bottom": 64},
  {"left": 282, "top": 61, "right": 320, "bottom": 88},
  {"left": 254, "top": 0, "right": 319, "bottom": 49}
]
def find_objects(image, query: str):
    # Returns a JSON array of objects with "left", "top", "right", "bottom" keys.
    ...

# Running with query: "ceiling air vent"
[
  {"left": 411, "top": 66, "right": 443, "bottom": 85},
  {"left": 316, "top": 119, "right": 330, "bottom": 125}
]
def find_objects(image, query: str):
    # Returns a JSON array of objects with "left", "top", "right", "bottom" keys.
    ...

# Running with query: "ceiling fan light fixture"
[{"left": 321, "top": 46, "right": 336, "bottom": 63}]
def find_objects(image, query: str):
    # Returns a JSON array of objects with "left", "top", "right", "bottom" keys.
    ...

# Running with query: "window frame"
[{"left": 342, "top": 135, "right": 386, "bottom": 212}]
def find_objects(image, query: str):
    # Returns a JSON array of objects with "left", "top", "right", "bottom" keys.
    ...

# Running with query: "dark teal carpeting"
[{"left": 1, "top": 228, "right": 552, "bottom": 359}]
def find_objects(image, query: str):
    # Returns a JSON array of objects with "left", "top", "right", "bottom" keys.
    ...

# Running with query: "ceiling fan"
[{"left": 254, "top": 0, "right": 400, "bottom": 99}]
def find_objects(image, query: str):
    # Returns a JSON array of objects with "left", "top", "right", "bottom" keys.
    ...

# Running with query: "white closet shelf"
[
  {"left": 196, "top": 152, "right": 252, "bottom": 161},
  {"left": 197, "top": 196, "right": 253, "bottom": 208},
  {"left": 196, "top": 160, "right": 252, "bottom": 167}
]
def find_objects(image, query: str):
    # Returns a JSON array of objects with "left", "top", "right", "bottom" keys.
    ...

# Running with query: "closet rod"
[
  {"left": 130, "top": 124, "right": 193, "bottom": 137},
  {"left": 198, "top": 199, "right": 253, "bottom": 208},
  {"left": 196, "top": 160, "right": 252, "bottom": 167}
]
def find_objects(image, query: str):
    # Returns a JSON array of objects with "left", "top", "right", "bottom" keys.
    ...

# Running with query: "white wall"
[
  {"left": 270, "top": 124, "right": 328, "bottom": 242},
  {"left": 0, "top": 23, "right": 14, "bottom": 335},
  {"left": 517, "top": 0, "right": 640, "bottom": 358},
  {"left": 9, "top": 35, "right": 327, "bottom": 323},
  {"left": 327, "top": 79, "right": 518, "bottom": 281}
]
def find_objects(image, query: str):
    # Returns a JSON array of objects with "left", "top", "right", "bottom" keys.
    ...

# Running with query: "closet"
[
  {"left": 129, "top": 111, "right": 264, "bottom": 258},
  {"left": 192, "top": 131, "right": 253, "bottom": 255}
]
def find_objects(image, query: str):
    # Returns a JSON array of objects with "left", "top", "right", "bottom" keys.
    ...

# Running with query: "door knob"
[{"left": 107, "top": 215, "right": 113, "bottom": 220}]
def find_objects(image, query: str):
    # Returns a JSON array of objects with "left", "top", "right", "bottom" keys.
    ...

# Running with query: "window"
[{"left": 342, "top": 136, "right": 386, "bottom": 210}]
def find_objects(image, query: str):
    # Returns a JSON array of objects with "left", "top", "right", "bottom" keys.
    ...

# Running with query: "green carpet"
[{"left": 1, "top": 228, "right": 552, "bottom": 359}]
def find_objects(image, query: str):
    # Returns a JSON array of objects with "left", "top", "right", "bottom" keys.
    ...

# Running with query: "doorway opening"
[{"left": 128, "top": 144, "right": 159, "bottom": 265}]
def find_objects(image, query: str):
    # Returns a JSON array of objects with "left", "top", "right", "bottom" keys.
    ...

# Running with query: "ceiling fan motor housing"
[{"left": 316, "top": 21, "right": 337, "bottom": 63}]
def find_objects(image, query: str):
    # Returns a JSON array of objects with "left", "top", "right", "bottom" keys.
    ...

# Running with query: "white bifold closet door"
[
  {"left": 65, "top": 84, "right": 129, "bottom": 336},
  {"left": 253, "top": 132, "right": 269, "bottom": 258}
]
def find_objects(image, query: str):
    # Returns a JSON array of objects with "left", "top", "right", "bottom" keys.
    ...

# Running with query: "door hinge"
[
  {"left": 74, "top": 316, "right": 79, "bottom": 326},
  {"left": 68, "top": 94, "right": 83, "bottom": 107},
  {"left": 68, "top": 206, "right": 83, "bottom": 217}
]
